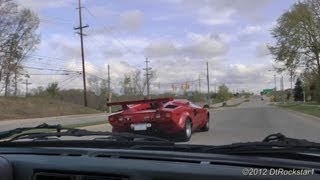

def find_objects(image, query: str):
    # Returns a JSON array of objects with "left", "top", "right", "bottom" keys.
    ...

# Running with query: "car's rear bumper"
[{"left": 111, "top": 121, "right": 183, "bottom": 134}]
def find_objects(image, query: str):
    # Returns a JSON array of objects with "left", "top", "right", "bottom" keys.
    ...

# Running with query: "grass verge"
[
  {"left": 0, "top": 96, "right": 102, "bottom": 120},
  {"left": 278, "top": 103, "right": 320, "bottom": 118}
]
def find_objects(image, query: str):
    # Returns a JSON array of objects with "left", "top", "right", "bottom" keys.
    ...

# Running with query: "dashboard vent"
[{"left": 33, "top": 172, "right": 128, "bottom": 180}]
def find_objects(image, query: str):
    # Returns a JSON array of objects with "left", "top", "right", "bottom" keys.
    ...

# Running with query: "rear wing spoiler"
[{"left": 106, "top": 97, "right": 173, "bottom": 108}]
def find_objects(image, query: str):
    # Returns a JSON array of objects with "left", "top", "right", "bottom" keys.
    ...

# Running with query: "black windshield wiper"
[
  {"left": 131, "top": 133, "right": 320, "bottom": 154},
  {"left": 0, "top": 123, "right": 173, "bottom": 144},
  {"left": 199, "top": 133, "right": 320, "bottom": 154},
  {"left": 0, "top": 123, "right": 65, "bottom": 140}
]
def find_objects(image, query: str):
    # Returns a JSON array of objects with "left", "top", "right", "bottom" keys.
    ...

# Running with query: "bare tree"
[
  {"left": 131, "top": 70, "right": 142, "bottom": 95},
  {"left": 0, "top": 0, "right": 18, "bottom": 90},
  {"left": 120, "top": 74, "right": 132, "bottom": 96},
  {"left": 88, "top": 76, "right": 101, "bottom": 95},
  {"left": 0, "top": 0, "right": 40, "bottom": 96}
]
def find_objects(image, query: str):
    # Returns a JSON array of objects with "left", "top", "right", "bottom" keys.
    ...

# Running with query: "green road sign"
[{"left": 261, "top": 89, "right": 273, "bottom": 94}]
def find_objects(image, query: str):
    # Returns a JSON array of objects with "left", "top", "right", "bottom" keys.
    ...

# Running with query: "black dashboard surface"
[{"left": 0, "top": 147, "right": 319, "bottom": 180}]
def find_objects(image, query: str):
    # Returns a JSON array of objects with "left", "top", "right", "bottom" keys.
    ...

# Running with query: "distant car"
[{"left": 106, "top": 97, "right": 210, "bottom": 141}]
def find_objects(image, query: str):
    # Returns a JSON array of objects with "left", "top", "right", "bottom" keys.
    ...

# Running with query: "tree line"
[
  {"left": 0, "top": 0, "right": 39, "bottom": 96},
  {"left": 27, "top": 78, "right": 244, "bottom": 111}
]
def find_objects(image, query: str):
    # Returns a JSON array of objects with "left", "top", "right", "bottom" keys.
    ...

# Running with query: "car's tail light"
[{"left": 109, "top": 116, "right": 116, "bottom": 123}]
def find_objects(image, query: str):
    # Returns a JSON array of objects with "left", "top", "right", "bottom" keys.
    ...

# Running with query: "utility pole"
[
  {"left": 214, "top": 81, "right": 217, "bottom": 94},
  {"left": 192, "top": 78, "right": 194, "bottom": 91},
  {"left": 206, "top": 62, "right": 210, "bottom": 104},
  {"left": 280, "top": 74, "right": 285, "bottom": 104},
  {"left": 143, "top": 58, "right": 152, "bottom": 99},
  {"left": 274, "top": 74, "right": 277, "bottom": 91},
  {"left": 303, "top": 87, "right": 306, "bottom": 103},
  {"left": 107, "top": 64, "right": 111, "bottom": 114},
  {"left": 22, "top": 79, "right": 31, "bottom": 97},
  {"left": 74, "top": 0, "right": 89, "bottom": 107},
  {"left": 198, "top": 74, "right": 201, "bottom": 92},
  {"left": 14, "top": 71, "right": 17, "bottom": 96}
]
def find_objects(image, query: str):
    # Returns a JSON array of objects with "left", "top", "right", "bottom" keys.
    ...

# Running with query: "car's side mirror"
[{"left": 203, "top": 104, "right": 209, "bottom": 109}]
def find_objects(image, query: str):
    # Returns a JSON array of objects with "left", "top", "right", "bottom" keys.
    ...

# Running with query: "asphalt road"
[
  {"left": 79, "top": 95, "right": 320, "bottom": 145},
  {"left": 190, "top": 96, "right": 320, "bottom": 145}
]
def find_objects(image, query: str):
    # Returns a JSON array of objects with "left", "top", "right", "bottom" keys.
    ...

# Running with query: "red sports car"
[{"left": 106, "top": 97, "right": 210, "bottom": 141}]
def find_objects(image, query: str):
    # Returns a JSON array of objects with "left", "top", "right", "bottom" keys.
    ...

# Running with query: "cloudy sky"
[{"left": 16, "top": 0, "right": 298, "bottom": 94}]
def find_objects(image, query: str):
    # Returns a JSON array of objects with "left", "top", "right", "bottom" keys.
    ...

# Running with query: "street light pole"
[
  {"left": 269, "top": 70, "right": 277, "bottom": 91},
  {"left": 206, "top": 62, "right": 210, "bottom": 104},
  {"left": 281, "top": 74, "right": 285, "bottom": 104},
  {"left": 274, "top": 74, "right": 277, "bottom": 91}
]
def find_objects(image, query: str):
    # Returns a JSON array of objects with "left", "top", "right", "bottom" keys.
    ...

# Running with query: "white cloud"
[
  {"left": 162, "top": 0, "right": 273, "bottom": 26},
  {"left": 120, "top": 10, "right": 143, "bottom": 30},
  {"left": 86, "top": 5, "right": 115, "bottom": 17},
  {"left": 147, "top": 56, "right": 223, "bottom": 93},
  {"left": 26, "top": 29, "right": 275, "bottom": 94},
  {"left": 239, "top": 25, "right": 262, "bottom": 35},
  {"left": 216, "top": 63, "right": 275, "bottom": 92},
  {"left": 197, "top": 8, "right": 235, "bottom": 26},
  {"left": 145, "top": 41, "right": 177, "bottom": 57},
  {"left": 255, "top": 43, "right": 270, "bottom": 57},
  {"left": 16, "top": 0, "right": 75, "bottom": 11},
  {"left": 145, "top": 32, "right": 228, "bottom": 59}
]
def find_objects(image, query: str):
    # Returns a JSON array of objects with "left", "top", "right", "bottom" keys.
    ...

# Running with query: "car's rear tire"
[
  {"left": 201, "top": 114, "right": 210, "bottom": 132},
  {"left": 179, "top": 119, "right": 192, "bottom": 142}
]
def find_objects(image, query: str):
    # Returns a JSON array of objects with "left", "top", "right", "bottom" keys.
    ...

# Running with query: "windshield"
[{"left": 1, "top": 0, "right": 320, "bottom": 146}]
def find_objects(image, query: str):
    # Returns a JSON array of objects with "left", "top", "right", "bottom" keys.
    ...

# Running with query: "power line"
[
  {"left": 159, "top": 78, "right": 204, "bottom": 86},
  {"left": 25, "top": 54, "right": 107, "bottom": 74},
  {"left": 23, "top": 60, "right": 79, "bottom": 70},
  {"left": 41, "top": 15, "right": 74, "bottom": 23},
  {"left": 86, "top": 72, "right": 108, "bottom": 81},
  {"left": 24, "top": 58, "right": 110, "bottom": 85},
  {"left": 83, "top": 7, "right": 140, "bottom": 55},
  {"left": 59, "top": 75, "right": 80, "bottom": 89},
  {"left": 26, "top": 54, "right": 75, "bottom": 61},
  {"left": 39, "top": 18, "right": 73, "bottom": 25},
  {"left": 24, "top": 55, "right": 82, "bottom": 71},
  {"left": 23, "top": 66, "right": 81, "bottom": 73},
  {"left": 24, "top": 73, "right": 71, "bottom": 76}
]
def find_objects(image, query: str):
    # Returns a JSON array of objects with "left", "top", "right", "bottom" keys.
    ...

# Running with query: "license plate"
[{"left": 133, "top": 123, "right": 148, "bottom": 131}]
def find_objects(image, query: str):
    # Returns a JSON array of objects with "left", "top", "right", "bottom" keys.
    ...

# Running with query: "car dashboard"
[{"left": 0, "top": 146, "right": 320, "bottom": 180}]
